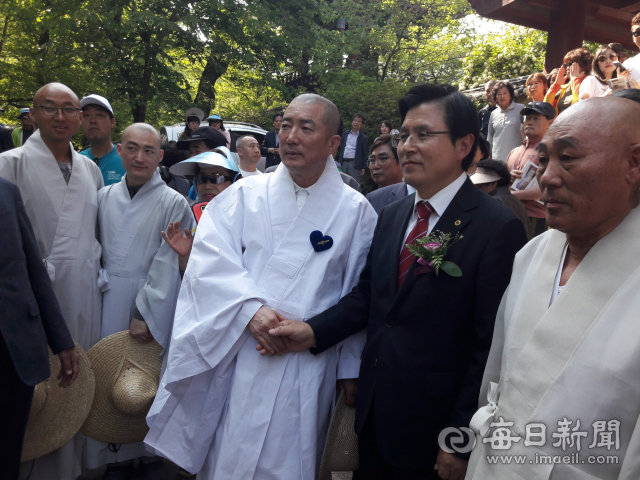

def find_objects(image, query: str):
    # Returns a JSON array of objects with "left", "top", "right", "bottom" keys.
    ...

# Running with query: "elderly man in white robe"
[
  {"left": 0, "top": 82, "right": 103, "bottom": 480},
  {"left": 86, "top": 123, "right": 194, "bottom": 479},
  {"left": 144, "top": 94, "right": 377, "bottom": 478},
  {"left": 465, "top": 97, "right": 640, "bottom": 479}
]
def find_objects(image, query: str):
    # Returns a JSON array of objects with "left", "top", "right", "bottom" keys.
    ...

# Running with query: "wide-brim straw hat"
[
  {"left": 318, "top": 390, "right": 359, "bottom": 479},
  {"left": 81, "top": 331, "right": 162, "bottom": 444},
  {"left": 21, "top": 342, "right": 95, "bottom": 462}
]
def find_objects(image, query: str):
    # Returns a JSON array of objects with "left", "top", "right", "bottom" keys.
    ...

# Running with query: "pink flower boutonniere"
[{"left": 406, "top": 231, "right": 463, "bottom": 277}]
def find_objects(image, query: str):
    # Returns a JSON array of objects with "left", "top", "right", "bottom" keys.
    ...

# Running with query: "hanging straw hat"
[
  {"left": 21, "top": 342, "right": 95, "bottom": 462},
  {"left": 81, "top": 331, "right": 162, "bottom": 444},
  {"left": 318, "top": 390, "right": 359, "bottom": 479}
]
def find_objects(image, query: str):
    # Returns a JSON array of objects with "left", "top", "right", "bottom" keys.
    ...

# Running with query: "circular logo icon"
[{"left": 438, "top": 427, "right": 477, "bottom": 454}]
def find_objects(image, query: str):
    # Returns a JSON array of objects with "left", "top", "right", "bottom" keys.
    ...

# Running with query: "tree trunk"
[{"left": 194, "top": 56, "right": 228, "bottom": 117}]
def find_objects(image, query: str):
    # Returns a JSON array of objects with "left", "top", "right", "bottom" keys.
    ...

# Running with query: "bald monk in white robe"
[
  {"left": 466, "top": 97, "right": 640, "bottom": 479},
  {"left": 86, "top": 124, "right": 194, "bottom": 476},
  {"left": 144, "top": 94, "right": 377, "bottom": 478},
  {"left": 0, "top": 84, "right": 102, "bottom": 480}
]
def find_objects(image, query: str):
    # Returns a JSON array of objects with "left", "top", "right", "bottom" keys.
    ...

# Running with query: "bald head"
[
  {"left": 537, "top": 96, "right": 640, "bottom": 239},
  {"left": 288, "top": 94, "right": 340, "bottom": 139},
  {"left": 121, "top": 123, "right": 162, "bottom": 149},
  {"left": 33, "top": 83, "right": 79, "bottom": 106}
]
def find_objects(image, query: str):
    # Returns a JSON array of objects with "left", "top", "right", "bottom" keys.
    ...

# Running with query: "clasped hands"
[{"left": 250, "top": 306, "right": 316, "bottom": 357}]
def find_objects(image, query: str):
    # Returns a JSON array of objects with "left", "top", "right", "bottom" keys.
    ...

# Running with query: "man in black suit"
[
  {"left": 270, "top": 84, "right": 527, "bottom": 479},
  {"left": 0, "top": 177, "right": 79, "bottom": 479},
  {"left": 337, "top": 113, "right": 369, "bottom": 180},
  {"left": 261, "top": 113, "right": 283, "bottom": 168},
  {"left": 0, "top": 125, "right": 14, "bottom": 153}
]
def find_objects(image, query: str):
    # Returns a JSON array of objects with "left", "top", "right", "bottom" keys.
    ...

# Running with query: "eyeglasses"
[
  {"left": 36, "top": 105, "right": 81, "bottom": 117},
  {"left": 598, "top": 54, "right": 618, "bottom": 62},
  {"left": 391, "top": 131, "right": 449, "bottom": 148},
  {"left": 366, "top": 155, "right": 393, "bottom": 167},
  {"left": 633, "top": 30, "right": 640, "bottom": 38},
  {"left": 195, "top": 173, "right": 233, "bottom": 185}
]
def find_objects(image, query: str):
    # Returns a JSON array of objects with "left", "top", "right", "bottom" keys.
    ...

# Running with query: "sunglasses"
[
  {"left": 633, "top": 30, "right": 640, "bottom": 38},
  {"left": 598, "top": 54, "right": 617, "bottom": 62},
  {"left": 195, "top": 173, "right": 233, "bottom": 185}
]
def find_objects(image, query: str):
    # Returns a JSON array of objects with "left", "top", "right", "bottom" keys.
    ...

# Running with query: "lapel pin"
[
  {"left": 310, "top": 230, "right": 333, "bottom": 252},
  {"left": 454, "top": 220, "right": 461, "bottom": 226}
]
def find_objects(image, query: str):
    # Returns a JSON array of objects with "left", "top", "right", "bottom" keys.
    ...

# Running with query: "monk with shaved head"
[
  {"left": 466, "top": 97, "right": 640, "bottom": 479},
  {"left": 144, "top": 93, "right": 377, "bottom": 479},
  {"left": 87, "top": 122, "right": 193, "bottom": 476},
  {"left": 0, "top": 82, "right": 102, "bottom": 480}
]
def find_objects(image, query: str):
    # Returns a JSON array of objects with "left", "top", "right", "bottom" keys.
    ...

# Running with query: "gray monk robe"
[
  {"left": 0, "top": 129, "right": 103, "bottom": 480},
  {"left": 466, "top": 206, "right": 640, "bottom": 480}
]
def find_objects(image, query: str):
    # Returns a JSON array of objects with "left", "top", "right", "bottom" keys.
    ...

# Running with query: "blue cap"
[
  {"left": 206, "top": 114, "right": 222, "bottom": 121},
  {"left": 169, "top": 146, "right": 239, "bottom": 176},
  {"left": 18, "top": 108, "right": 30, "bottom": 118}
]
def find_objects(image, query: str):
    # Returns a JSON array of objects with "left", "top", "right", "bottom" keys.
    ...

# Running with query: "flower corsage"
[{"left": 406, "top": 231, "right": 463, "bottom": 277}]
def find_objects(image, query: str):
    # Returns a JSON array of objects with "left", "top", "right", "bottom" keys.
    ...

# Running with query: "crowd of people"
[{"left": 3, "top": 13, "right": 640, "bottom": 480}]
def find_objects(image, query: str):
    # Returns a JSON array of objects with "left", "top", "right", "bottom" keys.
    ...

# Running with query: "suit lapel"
[{"left": 391, "top": 179, "right": 478, "bottom": 305}]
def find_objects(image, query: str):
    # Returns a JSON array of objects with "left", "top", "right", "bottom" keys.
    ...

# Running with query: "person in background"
[
  {"left": 609, "top": 42, "right": 630, "bottom": 64},
  {"left": 79, "top": 94, "right": 125, "bottom": 186},
  {"left": 337, "top": 113, "right": 368, "bottom": 180},
  {"left": 487, "top": 80, "right": 523, "bottom": 162},
  {"left": 580, "top": 44, "right": 632, "bottom": 100},
  {"left": 544, "top": 48, "right": 593, "bottom": 115},
  {"left": 623, "top": 14, "right": 640, "bottom": 84},
  {"left": 12, "top": 108, "right": 35, "bottom": 147},
  {"left": 368, "top": 134, "right": 402, "bottom": 189},
  {"left": 236, "top": 135, "right": 263, "bottom": 177},
  {"left": 506, "top": 101, "right": 555, "bottom": 238},
  {"left": 525, "top": 72, "right": 548, "bottom": 102},
  {"left": 478, "top": 79, "right": 498, "bottom": 138},
  {"left": 176, "top": 126, "right": 227, "bottom": 158},
  {"left": 471, "top": 159, "right": 529, "bottom": 233},
  {"left": 0, "top": 124, "right": 13, "bottom": 153},
  {"left": 159, "top": 141, "right": 190, "bottom": 197},
  {"left": 261, "top": 113, "right": 283, "bottom": 168},
  {"left": 178, "top": 108, "right": 204, "bottom": 142},
  {"left": 377, "top": 120, "right": 399, "bottom": 138},
  {"left": 466, "top": 135, "right": 491, "bottom": 175},
  {"left": 206, "top": 114, "right": 231, "bottom": 148}
]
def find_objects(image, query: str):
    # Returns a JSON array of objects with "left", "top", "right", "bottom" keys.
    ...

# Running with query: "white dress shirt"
[
  {"left": 343, "top": 130, "right": 360, "bottom": 159},
  {"left": 293, "top": 182, "right": 316, "bottom": 212},
  {"left": 400, "top": 172, "right": 467, "bottom": 253}
]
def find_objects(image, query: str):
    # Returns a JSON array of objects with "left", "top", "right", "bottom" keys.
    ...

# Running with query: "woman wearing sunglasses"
[
  {"left": 580, "top": 45, "right": 632, "bottom": 100},
  {"left": 164, "top": 148, "right": 242, "bottom": 272}
]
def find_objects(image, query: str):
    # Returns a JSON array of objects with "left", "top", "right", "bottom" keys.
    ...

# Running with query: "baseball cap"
[
  {"left": 470, "top": 167, "right": 502, "bottom": 185},
  {"left": 80, "top": 94, "right": 114, "bottom": 116},
  {"left": 206, "top": 114, "right": 222, "bottom": 121},
  {"left": 169, "top": 147, "right": 240, "bottom": 176},
  {"left": 17, "top": 108, "right": 30, "bottom": 118},
  {"left": 520, "top": 101, "right": 556, "bottom": 120},
  {"left": 176, "top": 127, "right": 227, "bottom": 151}
]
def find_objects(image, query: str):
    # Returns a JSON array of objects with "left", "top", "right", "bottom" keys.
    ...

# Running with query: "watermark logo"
[{"left": 438, "top": 427, "right": 476, "bottom": 454}]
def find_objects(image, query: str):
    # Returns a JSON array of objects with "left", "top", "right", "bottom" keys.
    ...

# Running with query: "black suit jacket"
[
  {"left": 308, "top": 178, "right": 527, "bottom": 469},
  {"left": 0, "top": 178, "right": 73, "bottom": 386},
  {"left": 365, "top": 182, "right": 408, "bottom": 215},
  {"left": 260, "top": 130, "right": 281, "bottom": 168},
  {"left": 0, "top": 126, "right": 14, "bottom": 153},
  {"left": 337, "top": 130, "right": 369, "bottom": 170}
]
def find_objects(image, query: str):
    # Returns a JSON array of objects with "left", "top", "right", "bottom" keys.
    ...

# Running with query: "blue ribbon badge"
[{"left": 310, "top": 230, "right": 333, "bottom": 252}]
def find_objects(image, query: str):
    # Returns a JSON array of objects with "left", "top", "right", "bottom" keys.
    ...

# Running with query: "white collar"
[{"left": 413, "top": 172, "right": 467, "bottom": 216}]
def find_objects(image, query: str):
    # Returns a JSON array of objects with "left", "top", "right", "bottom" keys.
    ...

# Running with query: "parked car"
[{"left": 160, "top": 121, "right": 269, "bottom": 171}]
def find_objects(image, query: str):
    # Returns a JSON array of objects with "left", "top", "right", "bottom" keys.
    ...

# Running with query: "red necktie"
[{"left": 397, "top": 201, "right": 435, "bottom": 288}]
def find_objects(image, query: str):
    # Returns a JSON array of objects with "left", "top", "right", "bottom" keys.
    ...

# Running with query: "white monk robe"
[
  {"left": 466, "top": 206, "right": 640, "bottom": 480},
  {"left": 144, "top": 157, "right": 377, "bottom": 479},
  {"left": 0, "top": 129, "right": 103, "bottom": 480},
  {"left": 86, "top": 169, "right": 195, "bottom": 468}
]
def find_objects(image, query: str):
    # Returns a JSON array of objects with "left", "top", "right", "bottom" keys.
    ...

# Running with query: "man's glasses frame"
[
  {"left": 36, "top": 105, "right": 82, "bottom": 118},
  {"left": 391, "top": 131, "right": 449, "bottom": 148}
]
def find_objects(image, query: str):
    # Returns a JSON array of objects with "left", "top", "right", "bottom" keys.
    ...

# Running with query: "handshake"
[{"left": 249, "top": 306, "right": 316, "bottom": 356}]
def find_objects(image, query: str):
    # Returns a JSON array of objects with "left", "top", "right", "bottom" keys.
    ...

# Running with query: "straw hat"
[
  {"left": 21, "top": 342, "right": 95, "bottom": 462},
  {"left": 318, "top": 390, "right": 359, "bottom": 479},
  {"left": 81, "top": 331, "right": 162, "bottom": 444}
]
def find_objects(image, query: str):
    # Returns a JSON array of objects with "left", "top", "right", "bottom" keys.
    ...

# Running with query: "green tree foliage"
[{"left": 456, "top": 25, "right": 547, "bottom": 90}]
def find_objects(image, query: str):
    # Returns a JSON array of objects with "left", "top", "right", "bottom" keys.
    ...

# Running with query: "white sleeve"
[
  {"left": 623, "top": 57, "right": 640, "bottom": 85},
  {"left": 578, "top": 76, "right": 599, "bottom": 100}
]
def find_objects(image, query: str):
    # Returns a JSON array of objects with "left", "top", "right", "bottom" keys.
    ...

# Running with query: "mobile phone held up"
[{"left": 613, "top": 61, "right": 627, "bottom": 72}]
